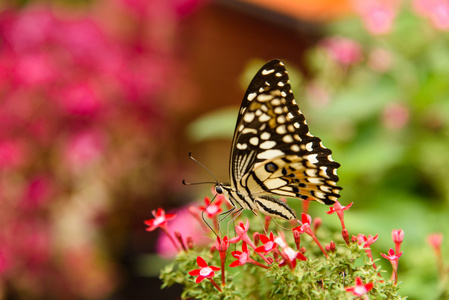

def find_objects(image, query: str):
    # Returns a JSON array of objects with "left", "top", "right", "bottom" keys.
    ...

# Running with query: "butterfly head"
[{"left": 214, "top": 183, "right": 232, "bottom": 197}]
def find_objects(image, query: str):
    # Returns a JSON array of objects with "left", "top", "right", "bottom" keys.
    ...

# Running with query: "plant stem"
[{"left": 207, "top": 278, "right": 222, "bottom": 292}]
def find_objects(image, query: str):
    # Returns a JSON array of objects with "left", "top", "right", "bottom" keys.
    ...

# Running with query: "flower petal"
[
  {"left": 229, "top": 260, "right": 241, "bottom": 267},
  {"left": 188, "top": 269, "right": 200, "bottom": 276},
  {"left": 231, "top": 251, "right": 242, "bottom": 259},
  {"left": 143, "top": 219, "right": 154, "bottom": 226},
  {"left": 196, "top": 256, "right": 208, "bottom": 268},
  {"left": 209, "top": 266, "right": 220, "bottom": 271},
  {"left": 365, "top": 282, "right": 374, "bottom": 291},
  {"left": 164, "top": 213, "right": 176, "bottom": 221},
  {"left": 343, "top": 202, "right": 353, "bottom": 210},
  {"left": 259, "top": 234, "right": 269, "bottom": 244}
]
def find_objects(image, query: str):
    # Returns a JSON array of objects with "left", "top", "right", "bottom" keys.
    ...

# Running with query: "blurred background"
[{"left": 0, "top": 0, "right": 448, "bottom": 299}]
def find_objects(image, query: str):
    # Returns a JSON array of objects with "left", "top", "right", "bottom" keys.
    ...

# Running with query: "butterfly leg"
[
  {"left": 226, "top": 207, "right": 244, "bottom": 239},
  {"left": 252, "top": 210, "right": 269, "bottom": 235},
  {"left": 217, "top": 201, "right": 240, "bottom": 237}
]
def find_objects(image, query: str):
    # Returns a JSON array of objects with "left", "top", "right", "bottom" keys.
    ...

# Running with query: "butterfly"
[{"left": 214, "top": 60, "right": 342, "bottom": 221}]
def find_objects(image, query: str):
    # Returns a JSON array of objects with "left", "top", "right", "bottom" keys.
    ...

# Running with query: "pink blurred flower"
[
  {"left": 368, "top": 48, "right": 393, "bottom": 72},
  {"left": 428, "top": 232, "right": 443, "bottom": 252},
  {"left": 64, "top": 130, "right": 104, "bottom": 169},
  {"left": 0, "top": 1, "right": 188, "bottom": 298},
  {"left": 413, "top": 0, "right": 449, "bottom": 30},
  {"left": 306, "top": 82, "right": 331, "bottom": 107},
  {"left": 354, "top": 0, "right": 400, "bottom": 35},
  {"left": 156, "top": 207, "right": 210, "bottom": 258},
  {"left": 382, "top": 103, "right": 409, "bottom": 130},
  {"left": 21, "top": 176, "right": 53, "bottom": 208},
  {"left": 1, "top": 9, "right": 55, "bottom": 52},
  {"left": 59, "top": 83, "right": 102, "bottom": 116},
  {"left": 0, "top": 140, "right": 25, "bottom": 169},
  {"left": 174, "top": 0, "right": 203, "bottom": 18},
  {"left": 320, "top": 36, "right": 362, "bottom": 66},
  {"left": 0, "top": 250, "right": 8, "bottom": 276},
  {"left": 14, "top": 53, "right": 55, "bottom": 87},
  {"left": 428, "top": 233, "right": 445, "bottom": 278}
]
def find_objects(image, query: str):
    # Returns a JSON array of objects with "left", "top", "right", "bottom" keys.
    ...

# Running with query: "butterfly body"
[{"left": 215, "top": 60, "right": 341, "bottom": 221}]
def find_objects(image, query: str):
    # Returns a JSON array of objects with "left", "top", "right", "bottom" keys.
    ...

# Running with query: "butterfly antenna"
[{"left": 183, "top": 152, "right": 219, "bottom": 185}]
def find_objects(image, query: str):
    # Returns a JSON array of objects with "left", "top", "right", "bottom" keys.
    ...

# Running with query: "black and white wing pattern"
[{"left": 228, "top": 60, "right": 341, "bottom": 207}]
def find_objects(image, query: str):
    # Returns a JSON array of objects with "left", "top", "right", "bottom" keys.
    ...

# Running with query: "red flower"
[
  {"left": 144, "top": 208, "right": 176, "bottom": 231},
  {"left": 229, "top": 219, "right": 255, "bottom": 247},
  {"left": 381, "top": 248, "right": 402, "bottom": 262},
  {"left": 293, "top": 213, "right": 328, "bottom": 258},
  {"left": 392, "top": 229, "right": 404, "bottom": 244},
  {"left": 229, "top": 242, "right": 251, "bottom": 267},
  {"left": 229, "top": 242, "right": 269, "bottom": 269},
  {"left": 326, "top": 201, "right": 353, "bottom": 215},
  {"left": 275, "top": 236, "right": 307, "bottom": 270},
  {"left": 381, "top": 248, "right": 403, "bottom": 284},
  {"left": 326, "top": 201, "right": 353, "bottom": 230},
  {"left": 214, "top": 236, "right": 230, "bottom": 252},
  {"left": 428, "top": 233, "right": 443, "bottom": 251},
  {"left": 357, "top": 234, "right": 378, "bottom": 248},
  {"left": 293, "top": 213, "right": 312, "bottom": 235},
  {"left": 188, "top": 256, "right": 220, "bottom": 283},
  {"left": 326, "top": 201, "right": 353, "bottom": 245},
  {"left": 199, "top": 196, "right": 222, "bottom": 218},
  {"left": 214, "top": 236, "right": 229, "bottom": 287},
  {"left": 346, "top": 277, "right": 374, "bottom": 297},
  {"left": 255, "top": 232, "right": 277, "bottom": 254},
  {"left": 392, "top": 229, "right": 404, "bottom": 253},
  {"left": 325, "top": 241, "right": 336, "bottom": 253}
]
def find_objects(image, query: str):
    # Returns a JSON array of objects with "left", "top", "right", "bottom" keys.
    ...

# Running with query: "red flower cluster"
[{"left": 147, "top": 194, "right": 407, "bottom": 294}]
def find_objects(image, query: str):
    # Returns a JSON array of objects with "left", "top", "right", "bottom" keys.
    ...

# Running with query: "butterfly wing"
[{"left": 229, "top": 60, "right": 341, "bottom": 204}]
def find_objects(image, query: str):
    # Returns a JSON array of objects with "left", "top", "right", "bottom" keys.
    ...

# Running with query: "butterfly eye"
[
  {"left": 264, "top": 162, "right": 278, "bottom": 173},
  {"left": 215, "top": 186, "right": 223, "bottom": 194}
]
